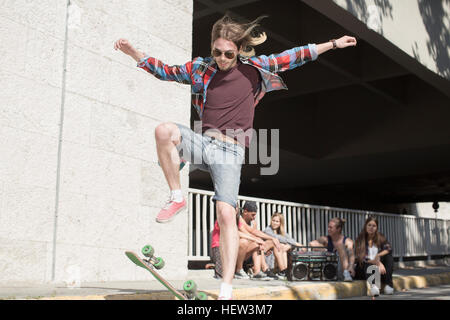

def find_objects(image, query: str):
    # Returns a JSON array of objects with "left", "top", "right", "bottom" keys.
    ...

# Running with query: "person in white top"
[{"left": 355, "top": 216, "right": 395, "bottom": 296}]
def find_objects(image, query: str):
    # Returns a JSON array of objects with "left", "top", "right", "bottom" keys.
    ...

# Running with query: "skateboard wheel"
[
  {"left": 196, "top": 292, "right": 208, "bottom": 300},
  {"left": 154, "top": 257, "right": 165, "bottom": 269},
  {"left": 183, "top": 280, "right": 197, "bottom": 293},
  {"left": 142, "top": 245, "right": 154, "bottom": 258}
]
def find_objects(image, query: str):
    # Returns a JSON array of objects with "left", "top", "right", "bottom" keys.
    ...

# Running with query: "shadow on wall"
[
  {"left": 415, "top": 0, "right": 450, "bottom": 79},
  {"left": 344, "top": 0, "right": 450, "bottom": 80},
  {"left": 343, "top": 0, "right": 394, "bottom": 35}
]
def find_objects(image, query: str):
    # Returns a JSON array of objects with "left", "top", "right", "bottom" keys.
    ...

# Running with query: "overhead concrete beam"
[
  {"left": 194, "top": 0, "right": 261, "bottom": 19},
  {"left": 301, "top": 0, "right": 450, "bottom": 98},
  {"left": 195, "top": 0, "right": 407, "bottom": 107}
]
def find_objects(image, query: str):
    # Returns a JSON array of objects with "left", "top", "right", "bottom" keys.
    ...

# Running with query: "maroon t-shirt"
[{"left": 202, "top": 61, "right": 261, "bottom": 147}]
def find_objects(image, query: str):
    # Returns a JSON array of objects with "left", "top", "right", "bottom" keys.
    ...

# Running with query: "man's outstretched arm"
[
  {"left": 114, "top": 38, "right": 192, "bottom": 84},
  {"left": 250, "top": 35, "right": 357, "bottom": 74}
]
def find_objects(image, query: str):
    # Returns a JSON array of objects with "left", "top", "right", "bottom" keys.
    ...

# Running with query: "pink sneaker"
[{"left": 155, "top": 198, "right": 186, "bottom": 223}]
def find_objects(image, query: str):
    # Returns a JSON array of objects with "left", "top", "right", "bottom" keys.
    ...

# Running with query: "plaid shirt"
[{"left": 137, "top": 44, "right": 318, "bottom": 118}]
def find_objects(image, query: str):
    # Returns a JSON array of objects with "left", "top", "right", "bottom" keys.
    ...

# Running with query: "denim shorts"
[{"left": 175, "top": 123, "right": 245, "bottom": 209}]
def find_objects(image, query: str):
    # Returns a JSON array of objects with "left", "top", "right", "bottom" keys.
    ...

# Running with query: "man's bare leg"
[
  {"left": 236, "top": 239, "right": 250, "bottom": 272},
  {"left": 154, "top": 122, "right": 182, "bottom": 190},
  {"left": 335, "top": 242, "right": 349, "bottom": 271},
  {"left": 252, "top": 251, "right": 262, "bottom": 274},
  {"left": 217, "top": 201, "right": 239, "bottom": 299},
  {"left": 236, "top": 240, "right": 259, "bottom": 272},
  {"left": 154, "top": 122, "right": 186, "bottom": 223},
  {"left": 260, "top": 252, "right": 269, "bottom": 271}
]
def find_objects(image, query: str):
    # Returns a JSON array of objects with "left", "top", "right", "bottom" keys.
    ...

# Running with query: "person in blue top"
[{"left": 309, "top": 217, "right": 355, "bottom": 281}]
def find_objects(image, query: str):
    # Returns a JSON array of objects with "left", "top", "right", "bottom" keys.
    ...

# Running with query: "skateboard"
[{"left": 125, "top": 245, "right": 207, "bottom": 300}]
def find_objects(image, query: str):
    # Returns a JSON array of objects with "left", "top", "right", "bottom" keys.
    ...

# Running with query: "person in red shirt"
[
  {"left": 211, "top": 217, "right": 266, "bottom": 279},
  {"left": 211, "top": 202, "right": 281, "bottom": 281}
]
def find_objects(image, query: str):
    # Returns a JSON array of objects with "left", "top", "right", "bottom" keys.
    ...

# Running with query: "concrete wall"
[
  {"left": 0, "top": 0, "right": 193, "bottom": 284},
  {"left": 397, "top": 202, "right": 450, "bottom": 220},
  {"left": 332, "top": 0, "right": 450, "bottom": 80}
]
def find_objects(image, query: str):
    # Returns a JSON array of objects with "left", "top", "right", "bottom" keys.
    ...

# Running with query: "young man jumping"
[{"left": 114, "top": 14, "right": 357, "bottom": 300}]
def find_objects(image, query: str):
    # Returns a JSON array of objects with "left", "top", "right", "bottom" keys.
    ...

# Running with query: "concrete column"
[{"left": 0, "top": 0, "right": 193, "bottom": 284}]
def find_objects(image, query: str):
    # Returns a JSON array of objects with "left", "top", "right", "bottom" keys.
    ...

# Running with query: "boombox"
[{"left": 287, "top": 247, "right": 338, "bottom": 281}]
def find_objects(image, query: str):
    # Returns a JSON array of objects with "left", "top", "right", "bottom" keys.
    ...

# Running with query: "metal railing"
[{"left": 188, "top": 188, "right": 449, "bottom": 261}]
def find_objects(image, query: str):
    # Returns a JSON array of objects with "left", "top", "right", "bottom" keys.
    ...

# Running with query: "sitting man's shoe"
[
  {"left": 277, "top": 270, "right": 288, "bottom": 280},
  {"left": 234, "top": 269, "right": 250, "bottom": 279},
  {"left": 343, "top": 270, "right": 353, "bottom": 282},
  {"left": 155, "top": 198, "right": 186, "bottom": 223},
  {"left": 263, "top": 269, "right": 279, "bottom": 280},
  {"left": 251, "top": 271, "right": 271, "bottom": 281}
]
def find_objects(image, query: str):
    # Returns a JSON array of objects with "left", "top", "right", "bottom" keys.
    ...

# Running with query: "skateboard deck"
[{"left": 125, "top": 246, "right": 207, "bottom": 300}]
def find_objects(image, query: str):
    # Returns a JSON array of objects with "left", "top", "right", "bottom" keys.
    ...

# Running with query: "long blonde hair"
[
  {"left": 211, "top": 14, "right": 268, "bottom": 58},
  {"left": 270, "top": 212, "right": 285, "bottom": 236}
]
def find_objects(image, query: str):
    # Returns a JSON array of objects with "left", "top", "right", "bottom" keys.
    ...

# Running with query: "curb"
[
  {"left": 229, "top": 271, "right": 450, "bottom": 300},
  {"left": 393, "top": 272, "right": 450, "bottom": 291},
  {"left": 32, "top": 272, "right": 450, "bottom": 300}
]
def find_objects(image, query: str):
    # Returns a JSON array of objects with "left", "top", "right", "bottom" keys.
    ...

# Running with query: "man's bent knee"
[
  {"left": 216, "top": 201, "right": 238, "bottom": 226},
  {"left": 247, "top": 242, "right": 259, "bottom": 253},
  {"left": 239, "top": 238, "right": 250, "bottom": 248},
  {"left": 155, "top": 122, "right": 180, "bottom": 144}
]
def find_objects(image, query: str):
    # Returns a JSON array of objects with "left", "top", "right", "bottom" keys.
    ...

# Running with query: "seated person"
[
  {"left": 263, "top": 212, "right": 305, "bottom": 278},
  {"left": 354, "top": 216, "right": 394, "bottom": 296},
  {"left": 237, "top": 201, "right": 285, "bottom": 280},
  {"left": 309, "top": 217, "right": 355, "bottom": 281},
  {"left": 210, "top": 207, "right": 275, "bottom": 280},
  {"left": 238, "top": 230, "right": 276, "bottom": 280}
]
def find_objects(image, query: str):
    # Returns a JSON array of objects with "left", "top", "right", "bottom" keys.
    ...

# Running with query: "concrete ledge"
[
  {"left": 393, "top": 272, "right": 450, "bottom": 291},
  {"left": 31, "top": 271, "right": 450, "bottom": 300},
  {"left": 228, "top": 281, "right": 367, "bottom": 300}
]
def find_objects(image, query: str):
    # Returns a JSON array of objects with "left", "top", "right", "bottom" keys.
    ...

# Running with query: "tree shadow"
[
  {"left": 344, "top": 0, "right": 449, "bottom": 79},
  {"left": 345, "top": 0, "right": 394, "bottom": 18},
  {"left": 416, "top": 0, "right": 450, "bottom": 79},
  {"left": 344, "top": 0, "right": 394, "bottom": 35}
]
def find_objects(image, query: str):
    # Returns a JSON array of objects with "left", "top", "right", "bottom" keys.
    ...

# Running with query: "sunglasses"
[{"left": 212, "top": 48, "right": 236, "bottom": 59}]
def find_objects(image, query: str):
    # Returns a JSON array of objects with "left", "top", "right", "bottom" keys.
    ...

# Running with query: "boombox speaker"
[
  {"left": 288, "top": 246, "right": 338, "bottom": 281},
  {"left": 292, "top": 261, "right": 309, "bottom": 280}
]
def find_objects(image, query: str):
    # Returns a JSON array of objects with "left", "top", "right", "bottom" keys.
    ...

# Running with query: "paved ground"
[
  {"left": 1, "top": 265, "right": 449, "bottom": 300},
  {"left": 341, "top": 283, "right": 450, "bottom": 300}
]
